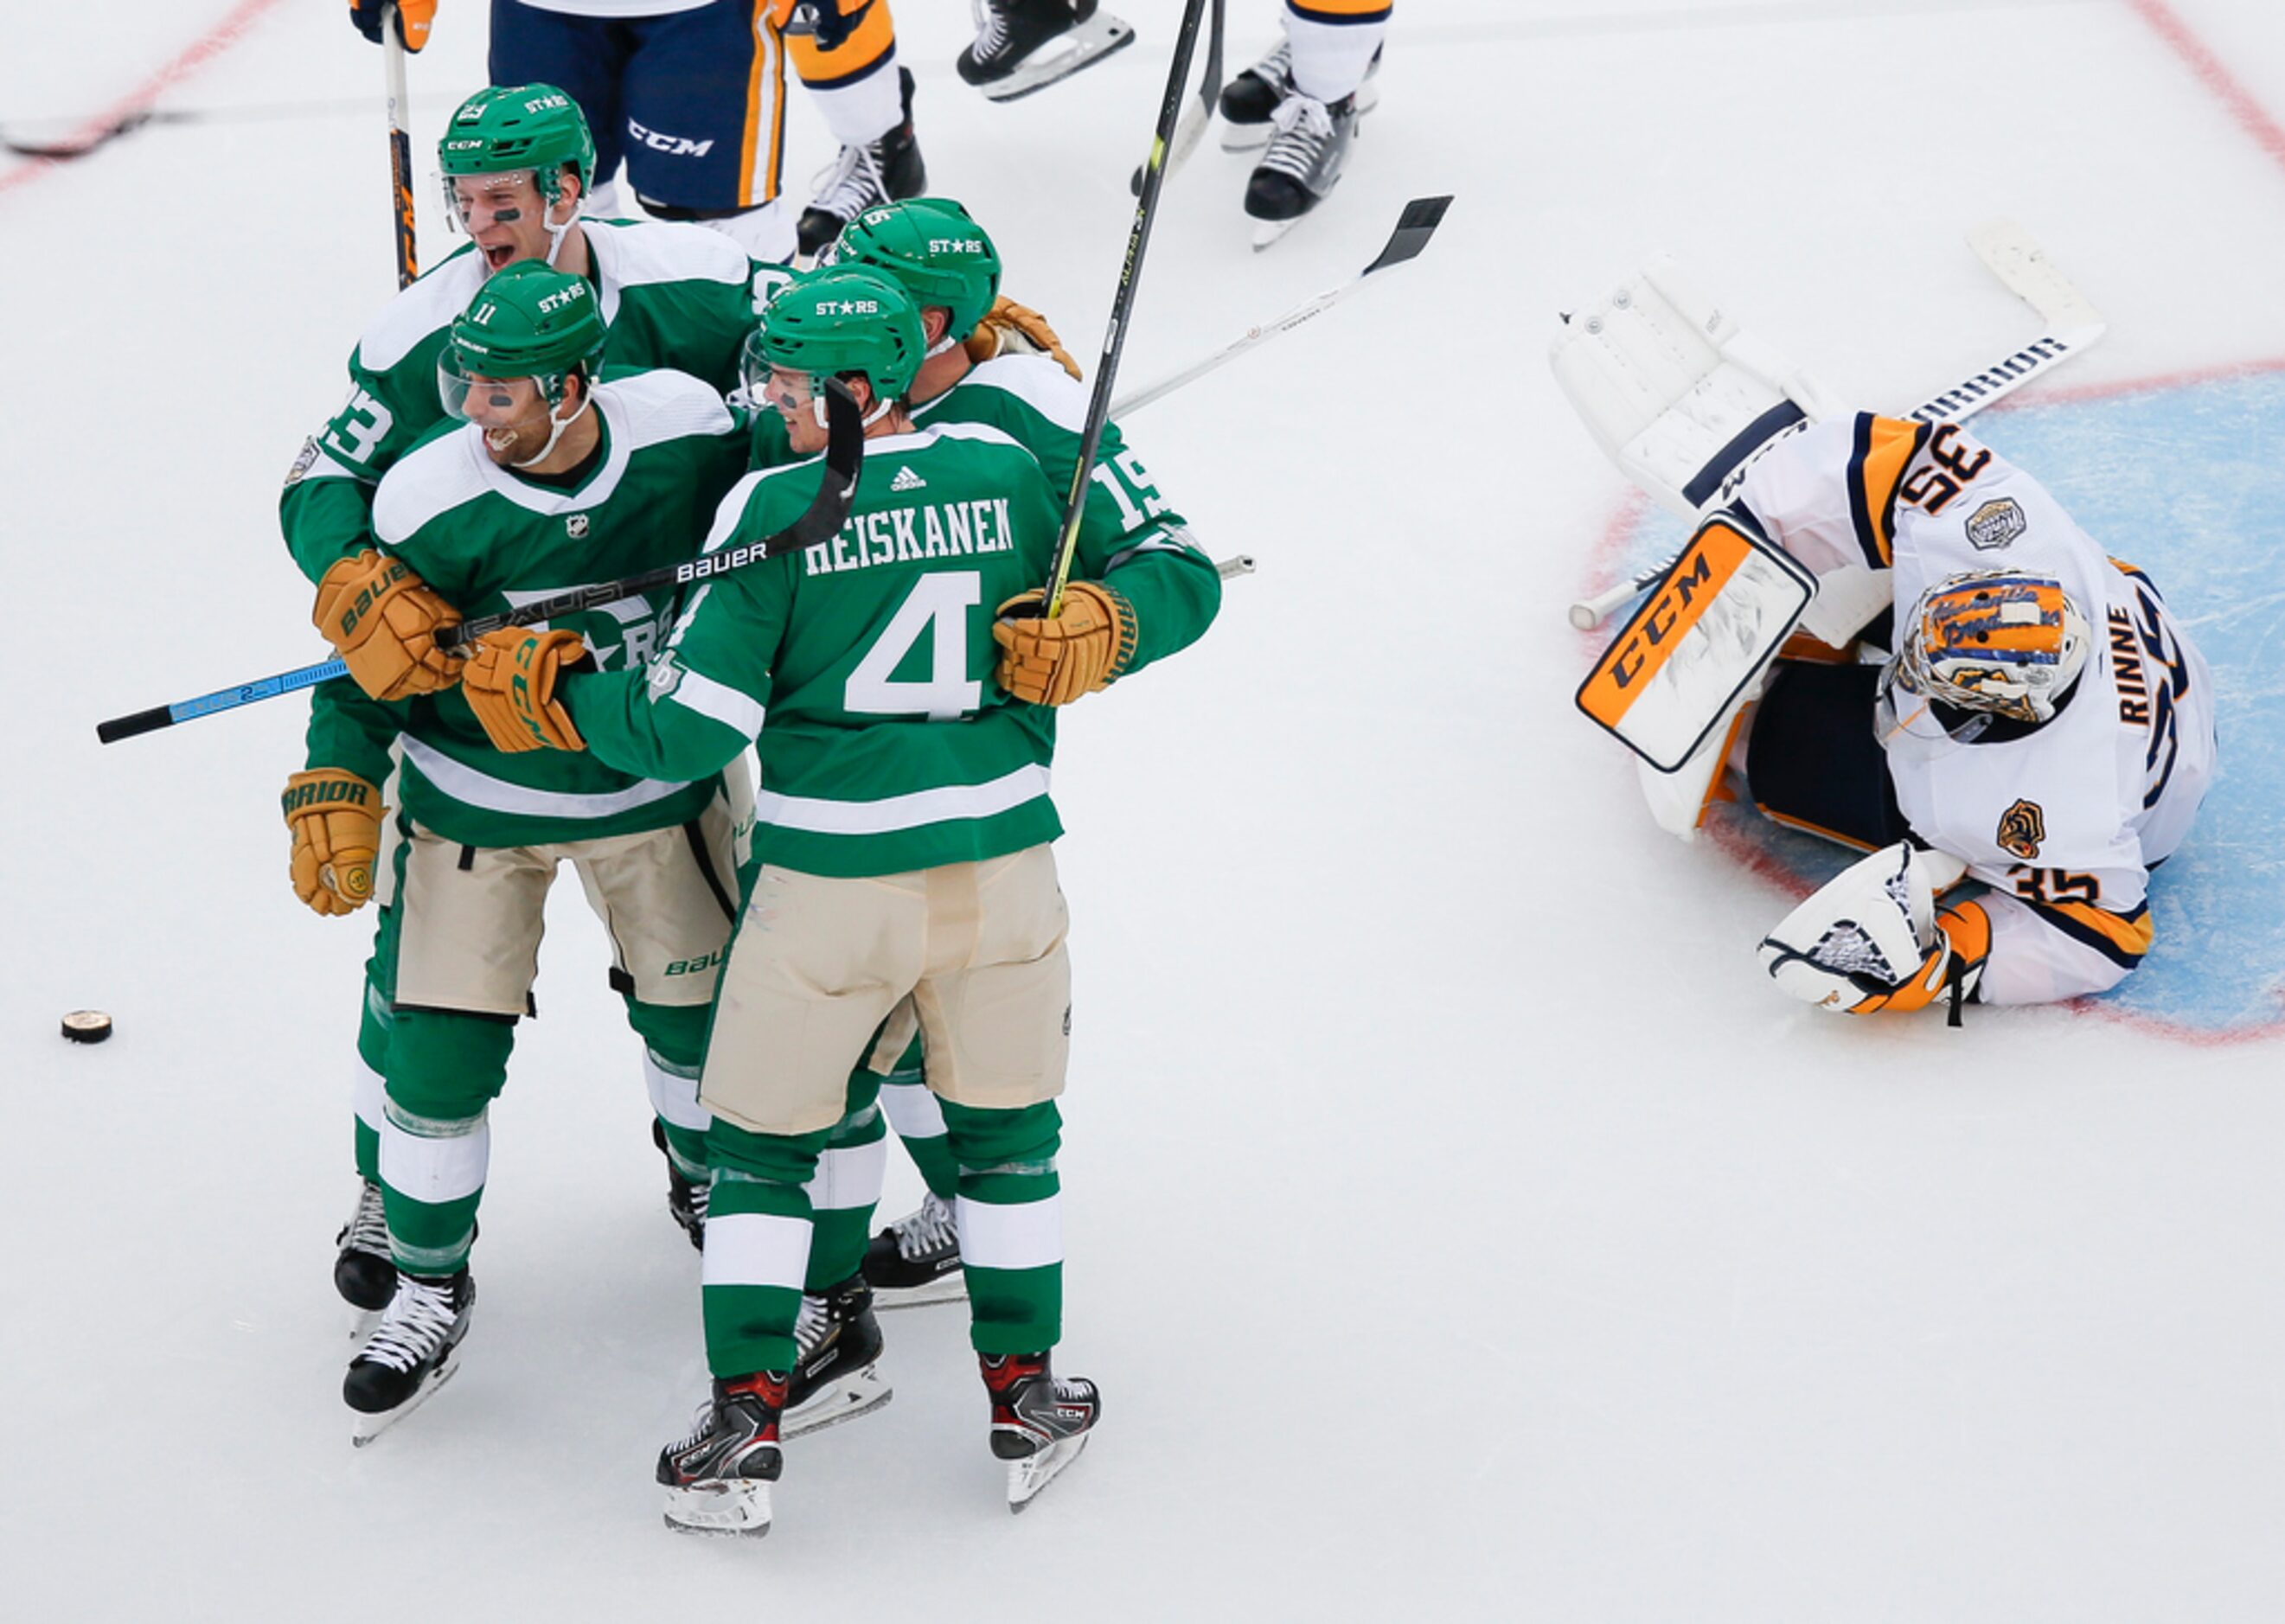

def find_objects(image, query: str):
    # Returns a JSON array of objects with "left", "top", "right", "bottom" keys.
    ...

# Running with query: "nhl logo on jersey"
[
  {"left": 1966, "top": 497, "right": 2028, "bottom": 551},
  {"left": 566, "top": 514, "right": 590, "bottom": 539},
  {"left": 1996, "top": 797, "right": 2046, "bottom": 860}
]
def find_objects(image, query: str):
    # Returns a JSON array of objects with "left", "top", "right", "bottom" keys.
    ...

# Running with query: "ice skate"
[
  {"left": 958, "top": 0, "right": 1135, "bottom": 103},
  {"left": 652, "top": 1119, "right": 707, "bottom": 1252},
  {"left": 981, "top": 1350, "right": 1099, "bottom": 1512},
  {"left": 782, "top": 1275, "right": 893, "bottom": 1439},
  {"left": 345, "top": 1269, "right": 475, "bottom": 1445},
  {"left": 1219, "top": 37, "right": 1379, "bottom": 150},
  {"left": 1245, "top": 90, "right": 1361, "bottom": 250},
  {"left": 861, "top": 1191, "right": 967, "bottom": 1309},
  {"left": 796, "top": 67, "right": 925, "bottom": 259},
  {"left": 333, "top": 1179, "right": 395, "bottom": 1319},
  {"left": 658, "top": 1371, "right": 787, "bottom": 1536}
]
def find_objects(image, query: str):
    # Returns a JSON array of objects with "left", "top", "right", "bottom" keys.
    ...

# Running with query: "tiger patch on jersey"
[{"left": 1997, "top": 797, "right": 2046, "bottom": 860}]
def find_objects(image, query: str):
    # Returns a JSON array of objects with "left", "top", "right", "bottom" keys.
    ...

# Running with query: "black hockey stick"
[
  {"left": 1130, "top": 0, "right": 1224, "bottom": 196},
  {"left": 0, "top": 108, "right": 158, "bottom": 160},
  {"left": 1110, "top": 194, "right": 1451, "bottom": 418},
  {"left": 383, "top": 3, "right": 418, "bottom": 288},
  {"left": 1035, "top": 0, "right": 1212, "bottom": 617},
  {"left": 96, "top": 383, "right": 863, "bottom": 745}
]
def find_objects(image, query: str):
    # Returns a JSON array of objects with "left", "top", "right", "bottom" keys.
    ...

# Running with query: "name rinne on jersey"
[
  {"left": 2108, "top": 606, "right": 2152, "bottom": 727},
  {"left": 801, "top": 495, "right": 1017, "bottom": 578}
]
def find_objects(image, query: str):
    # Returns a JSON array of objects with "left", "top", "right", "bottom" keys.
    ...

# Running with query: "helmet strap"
[{"left": 511, "top": 374, "right": 595, "bottom": 469}]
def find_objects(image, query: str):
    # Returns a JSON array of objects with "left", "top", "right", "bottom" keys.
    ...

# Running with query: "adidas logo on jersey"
[{"left": 890, "top": 466, "right": 926, "bottom": 492}]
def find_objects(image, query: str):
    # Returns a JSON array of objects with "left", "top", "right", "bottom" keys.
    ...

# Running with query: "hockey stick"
[
  {"left": 1034, "top": 0, "right": 1213, "bottom": 617},
  {"left": 96, "top": 385, "right": 864, "bottom": 745},
  {"left": 1566, "top": 221, "right": 2107, "bottom": 630},
  {"left": 384, "top": 3, "right": 418, "bottom": 289},
  {"left": 1110, "top": 195, "right": 1452, "bottom": 419},
  {"left": 1130, "top": 0, "right": 1225, "bottom": 197}
]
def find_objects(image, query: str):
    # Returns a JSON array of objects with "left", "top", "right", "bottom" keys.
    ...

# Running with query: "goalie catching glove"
[
  {"left": 283, "top": 769, "right": 382, "bottom": 917},
  {"left": 994, "top": 581, "right": 1136, "bottom": 706},
  {"left": 313, "top": 550, "right": 465, "bottom": 701},
  {"left": 459, "top": 627, "right": 591, "bottom": 753},
  {"left": 1758, "top": 841, "right": 1992, "bottom": 1024}
]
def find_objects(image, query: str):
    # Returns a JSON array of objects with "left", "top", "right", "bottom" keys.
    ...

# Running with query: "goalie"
[{"left": 1650, "top": 415, "right": 2215, "bottom": 1020}]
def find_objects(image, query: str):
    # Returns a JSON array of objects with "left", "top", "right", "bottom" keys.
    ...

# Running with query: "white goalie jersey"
[{"left": 1734, "top": 414, "right": 2218, "bottom": 1005}]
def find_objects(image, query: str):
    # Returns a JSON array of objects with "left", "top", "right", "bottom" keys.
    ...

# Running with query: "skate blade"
[
  {"left": 781, "top": 1362, "right": 893, "bottom": 1441},
  {"left": 872, "top": 1274, "right": 969, "bottom": 1311},
  {"left": 1007, "top": 1433, "right": 1090, "bottom": 1513},
  {"left": 346, "top": 1307, "right": 383, "bottom": 1344},
  {"left": 1250, "top": 216, "right": 1303, "bottom": 252},
  {"left": 663, "top": 1479, "right": 772, "bottom": 1537},
  {"left": 979, "top": 15, "right": 1136, "bottom": 102},
  {"left": 349, "top": 1350, "right": 461, "bottom": 1448}
]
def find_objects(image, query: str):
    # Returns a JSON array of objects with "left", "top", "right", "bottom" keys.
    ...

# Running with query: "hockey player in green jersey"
[
  {"left": 304, "top": 264, "right": 773, "bottom": 1437},
  {"left": 784, "top": 195, "right": 1219, "bottom": 1308},
  {"left": 457, "top": 269, "right": 1219, "bottom": 1529},
  {"left": 285, "top": 83, "right": 786, "bottom": 1313}
]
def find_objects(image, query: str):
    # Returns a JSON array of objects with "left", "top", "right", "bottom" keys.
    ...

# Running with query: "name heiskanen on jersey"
[{"left": 801, "top": 496, "right": 1020, "bottom": 577}]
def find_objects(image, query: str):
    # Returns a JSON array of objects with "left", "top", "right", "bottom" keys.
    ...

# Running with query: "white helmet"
[{"left": 1890, "top": 570, "right": 2090, "bottom": 727}]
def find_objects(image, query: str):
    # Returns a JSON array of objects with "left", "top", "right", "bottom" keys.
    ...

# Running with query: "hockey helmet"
[
  {"left": 822, "top": 197, "right": 1002, "bottom": 343},
  {"left": 438, "top": 85, "right": 597, "bottom": 207},
  {"left": 750, "top": 266, "right": 926, "bottom": 402},
  {"left": 440, "top": 261, "right": 608, "bottom": 414},
  {"left": 1891, "top": 570, "right": 2090, "bottom": 726}
]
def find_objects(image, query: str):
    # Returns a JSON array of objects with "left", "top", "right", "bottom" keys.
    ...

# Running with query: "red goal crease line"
[
  {"left": 0, "top": 0, "right": 291, "bottom": 199},
  {"left": 2128, "top": 0, "right": 2285, "bottom": 176}
]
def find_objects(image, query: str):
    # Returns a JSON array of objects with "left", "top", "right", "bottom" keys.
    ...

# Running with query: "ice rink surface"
[{"left": 3, "top": 1, "right": 2282, "bottom": 1617}]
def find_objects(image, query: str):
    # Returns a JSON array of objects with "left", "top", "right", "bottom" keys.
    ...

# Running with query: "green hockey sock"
[
  {"left": 702, "top": 1124, "right": 822, "bottom": 1376},
  {"left": 939, "top": 1099, "right": 1065, "bottom": 1355},
  {"left": 379, "top": 1007, "right": 515, "bottom": 1276},
  {"left": 803, "top": 1075, "right": 887, "bottom": 1290}
]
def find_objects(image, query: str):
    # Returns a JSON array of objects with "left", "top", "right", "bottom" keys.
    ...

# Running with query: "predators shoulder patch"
[{"left": 1997, "top": 797, "right": 2046, "bottom": 860}]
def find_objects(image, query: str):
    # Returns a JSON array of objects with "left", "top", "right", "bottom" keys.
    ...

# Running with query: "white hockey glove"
[{"left": 1758, "top": 842, "right": 1989, "bottom": 1022}]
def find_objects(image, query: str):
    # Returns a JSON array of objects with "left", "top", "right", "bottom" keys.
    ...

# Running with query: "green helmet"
[
  {"left": 754, "top": 267, "right": 926, "bottom": 401},
  {"left": 443, "top": 262, "right": 607, "bottom": 408},
  {"left": 822, "top": 197, "right": 1002, "bottom": 342},
  {"left": 438, "top": 84, "right": 596, "bottom": 205}
]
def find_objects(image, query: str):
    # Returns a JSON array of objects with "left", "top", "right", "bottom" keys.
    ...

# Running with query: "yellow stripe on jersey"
[
  {"left": 1289, "top": 0, "right": 1394, "bottom": 18},
  {"left": 787, "top": 0, "right": 897, "bottom": 88},
  {"left": 741, "top": 2, "right": 788, "bottom": 208},
  {"left": 1845, "top": 413, "right": 1932, "bottom": 568},
  {"left": 2037, "top": 898, "right": 2154, "bottom": 971}
]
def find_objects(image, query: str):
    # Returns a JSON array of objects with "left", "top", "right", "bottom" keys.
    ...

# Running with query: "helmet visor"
[
  {"left": 438, "top": 351, "right": 556, "bottom": 426},
  {"left": 442, "top": 168, "right": 547, "bottom": 235}
]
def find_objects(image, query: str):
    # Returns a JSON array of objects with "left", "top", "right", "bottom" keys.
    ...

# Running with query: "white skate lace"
[
  {"left": 341, "top": 1181, "right": 390, "bottom": 1254},
  {"left": 793, "top": 1290, "right": 832, "bottom": 1358},
  {"left": 808, "top": 140, "right": 889, "bottom": 226},
  {"left": 357, "top": 1277, "right": 460, "bottom": 1373},
  {"left": 1258, "top": 94, "right": 1335, "bottom": 183},
  {"left": 970, "top": 0, "right": 1009, "bottom": 61},
  {"left": 894, "top": 1192, "right": 958, "bottom": 1261}
]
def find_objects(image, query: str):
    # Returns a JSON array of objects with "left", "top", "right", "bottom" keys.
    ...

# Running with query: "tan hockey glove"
[
  {"left": 460, "top": 627, "right": 589, "bottom": 753},
  {"left": 312, "top": 550, "right": 465, "bottom": 701},
  {"left": 964, "top": 296, "right": 1083, "bottom": 380},
  {"left": 282, "top": 769, "right": 382, "bottom": 916},
  {"left": 992, "top": 581, "right": 1136, "bottom": 706}
]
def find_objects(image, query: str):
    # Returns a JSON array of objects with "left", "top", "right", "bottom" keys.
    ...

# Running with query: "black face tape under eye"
[{"left": 491, "top": 208, "right": 522, "bottom": 224}]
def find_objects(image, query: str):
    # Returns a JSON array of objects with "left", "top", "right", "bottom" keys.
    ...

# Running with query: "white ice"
[{"left": 3, "top": 1, "right": 2282, "bottom": 1617}]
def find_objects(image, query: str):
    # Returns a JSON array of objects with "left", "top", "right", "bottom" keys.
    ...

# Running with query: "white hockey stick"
[
  {"left": 1567, "top": 221, "right": 2107, "bottom": 630},
  {"left": 1110, "top": 195, "right": 1451, "bottom": 418}
]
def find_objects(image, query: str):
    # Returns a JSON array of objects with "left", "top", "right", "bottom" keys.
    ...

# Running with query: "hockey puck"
[{"left": 60, "top": 1010, "right": 113, "bottom": 1045}]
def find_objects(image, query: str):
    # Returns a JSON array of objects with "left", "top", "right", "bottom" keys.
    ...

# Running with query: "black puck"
[{"left": 61, "top": 1010, "right": 113, "bottom": 1044}]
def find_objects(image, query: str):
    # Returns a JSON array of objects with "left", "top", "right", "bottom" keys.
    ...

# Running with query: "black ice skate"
[
  {"left": 1219, "top": 37, "right": 1379, "bottom": 151},
  {"left": 958, "top": 0, "right": 1135, "bottom": 104},
  {"left": 782, "top": 1274, "right": 893, "bottom": 1438},
  {"left": 796, "top": 67, "right": 926, "bottom": 259},
  {"left": 981, "top": 1350, "right": 1100, "bottom": 1512},
  {"left": 1244, "top": 90, "right": 1361, "bottom": 251},
  {"left": 344, "top": 1269, "right": 475, "bottom": 1445},
  {"left": 861, "top": 1191, "right": 967, "bottom": 1309},
  {"left": 652, "top": 1119, "right": 707, "bottom": 1252},
  {"left": 658, "top": 1371, "right": 788, "bottom": 1537},
  {"left": 333, "top": 1178, "right": 396, "bottom": 1317}
]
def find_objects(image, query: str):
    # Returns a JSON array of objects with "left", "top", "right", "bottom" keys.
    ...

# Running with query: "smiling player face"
[{"left": 448, "top": 170, "right": 573, "bottom": 272}]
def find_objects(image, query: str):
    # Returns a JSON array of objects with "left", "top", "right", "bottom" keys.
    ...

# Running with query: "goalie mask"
[{"left": 1885, "top": 571, "right": 2090, "bottom": 734}]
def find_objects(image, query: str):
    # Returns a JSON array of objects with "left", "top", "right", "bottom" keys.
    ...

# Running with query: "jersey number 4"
[{"left": 846, "top": 572, "right": 983, "bottom": 720}]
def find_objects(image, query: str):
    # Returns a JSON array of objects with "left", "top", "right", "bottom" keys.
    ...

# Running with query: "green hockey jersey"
[
  {"left": 304, "top": 369, "right": 752, "bottom": 848},
  {"left": 282, "top": 219, "right": 768, "bottom": 585},
  {"left": 567, "top": 416, "right": 1217, "bottom": 878}
]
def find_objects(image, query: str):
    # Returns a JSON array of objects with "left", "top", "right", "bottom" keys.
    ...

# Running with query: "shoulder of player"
[
  {"left": 352, "top": 244, "right": 487, "bottom": 374},
  {"left": 585, "top": 217, "right": 751, "bottom": 291},
  {"left": 705, "top": 459, "right": 825, "bottom": 553},
  {"left": 943, "top": 354, "right": 1094, "bottom": 436},
  {"left": 594, "top": 368, "right": 738, "bottom": 449},
  {"left": 371, "top": 423, "right": 488, "bottom": 547}
]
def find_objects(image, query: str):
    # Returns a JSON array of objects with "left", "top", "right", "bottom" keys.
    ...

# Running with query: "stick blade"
[
  {"left": 1360, "top": 195, "right": 1453, "bottom": 278},
  {"left": 1966, "top": 219, "right": 2104, "bottom": 332}
]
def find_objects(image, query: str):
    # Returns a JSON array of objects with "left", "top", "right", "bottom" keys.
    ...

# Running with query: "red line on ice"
[
  {"left": 2125, "top": 0, "right": 2285, "bottom": 176},
  {"left": 0, "top": 0, "right": 290, "bottom": 199}
]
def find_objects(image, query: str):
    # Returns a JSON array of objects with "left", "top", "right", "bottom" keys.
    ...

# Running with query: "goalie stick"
[
  {"left": 1110, "top": 195, "right": 1451, "bottom": 419},
  {"left": 96, "top": 381, "right": 864, "bottom": 745},
  {"left": 1566, "top": 221, "right": 2108, "bottom": 630}
]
